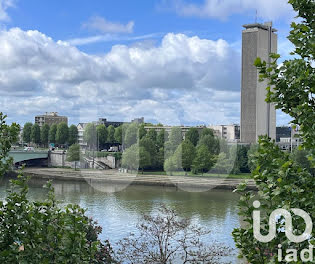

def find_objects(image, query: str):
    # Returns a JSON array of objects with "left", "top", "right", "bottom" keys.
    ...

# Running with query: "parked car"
[{"left": 24, "top": 147, "right": 35, "bottom": 151}]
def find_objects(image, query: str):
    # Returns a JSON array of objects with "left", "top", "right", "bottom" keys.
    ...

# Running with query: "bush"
[{"left": 0, "top": 174, "right": 115, "bottom": 263}]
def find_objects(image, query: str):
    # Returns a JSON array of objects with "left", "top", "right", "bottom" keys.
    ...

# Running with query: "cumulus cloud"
[
  {"left": 82, "top": 16, "right": 134, "bottom": 34},
  {"left": 0, "top": 0, "right": 14, "bottom": 22},
  {"left": 164, "top": 0, "right": 294, "bottom": 21},
  {"left": 0, "top": 27, "right": 242, "bottom": 125}
]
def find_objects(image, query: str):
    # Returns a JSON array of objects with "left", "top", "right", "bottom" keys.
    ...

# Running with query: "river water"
[{"left": 0, "top": 176, "right": 243, "bottom": 263}]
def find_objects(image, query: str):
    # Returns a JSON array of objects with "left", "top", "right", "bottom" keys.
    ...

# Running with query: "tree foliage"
[
  {"left": 185, "top": 127, "right": 199, "bottom": 146},
  {"left": 114, "top": 125, "right": 123, "bottom": 144},
  {"left": 0, "top": 113, "right": 19, "bottom": 177},
  {"left": 40, "top": 124, "right": 50, "bottom": 147},
  {"left": 83, "top": 123, "right": 97, "bottom": 149},
  {"left": 31, "top": 123, "right": 41, "bottom": 145},
  {"left": 68, "top": 124, "right": 78, "bottom": 146},
  {"left": 22, "top": 122, "right": 32, "bottom": 144},
  {"left": 96, "top": 124, "right": 108, "bottom": 150},
  {"left": 48, "top": 124, "right": 57, "bottom": 144},
  {"left": 233, "top": 1, "right": 315, "bottom": 262},
  {"left": 107, "top": 125, "right": 115, "bottom": 143},
  {"left": 56, "top": 122, "right": 69, "bottom": 145}
]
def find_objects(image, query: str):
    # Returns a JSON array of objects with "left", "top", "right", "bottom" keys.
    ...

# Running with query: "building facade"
[
  {"left": 35, "top": 112, "right": 68, "bottom": 127},
  {"left": 240, "top": 23, "right": 277, "bottom": 143},
  {"left": 208, "top": 124, "right": 240, "bottom": 142}
]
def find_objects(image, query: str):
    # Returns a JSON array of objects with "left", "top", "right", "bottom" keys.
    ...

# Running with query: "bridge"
[{"left": 9, "top": 151, "right": 49, "bottom": 165}]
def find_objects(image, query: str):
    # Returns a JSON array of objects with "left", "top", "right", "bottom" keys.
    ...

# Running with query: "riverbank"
[{"left": 19, "top": 168, "right": 256, "bottom": 191}]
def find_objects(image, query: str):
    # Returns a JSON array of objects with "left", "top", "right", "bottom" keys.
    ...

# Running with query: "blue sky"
[{"left": 0, "top": 0, "right": 295, "bottom": 126}]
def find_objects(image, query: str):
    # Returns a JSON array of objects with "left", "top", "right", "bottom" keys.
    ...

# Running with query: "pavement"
[{"left": 21, "top": 168, "right": 257, "bottom": 191}]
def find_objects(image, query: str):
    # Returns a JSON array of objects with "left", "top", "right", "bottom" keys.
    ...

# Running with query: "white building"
[{"left": 207, "top": 124, "right": 240, "bottom": 142}]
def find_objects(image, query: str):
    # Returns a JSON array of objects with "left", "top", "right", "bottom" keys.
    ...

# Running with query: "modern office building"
[
  {"left": 240, "top": 22, "right": 277, "bottom": 143},
  {"left": 35, "top": 112, "right": 68, "bottom": 127}
]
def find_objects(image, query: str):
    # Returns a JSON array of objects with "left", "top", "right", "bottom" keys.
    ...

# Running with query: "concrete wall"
[{"left": 49, "top": 150, "right": 71, "bottom": 167}]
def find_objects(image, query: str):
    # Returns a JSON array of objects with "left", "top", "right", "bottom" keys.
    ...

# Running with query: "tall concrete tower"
[{"left": 240, "top": 22, "right": 277, "bottom": 143}]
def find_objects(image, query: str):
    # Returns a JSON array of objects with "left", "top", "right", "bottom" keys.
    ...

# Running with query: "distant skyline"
[{"left": 0, "top": 0, "right": 296, "bottom": 126}]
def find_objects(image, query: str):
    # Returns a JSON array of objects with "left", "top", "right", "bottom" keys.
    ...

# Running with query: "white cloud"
[
  {"left": 3, "top": 27, "right": 288, "bottom": 126},
  {"left": 0, "top": 0, "right": 14, "bottom": 21},
  {"left": 167, "top": 0, "right": 294, "bottom": 21},
  {"left": 82, "top": 16, "right": 134, "bottom": 34}
]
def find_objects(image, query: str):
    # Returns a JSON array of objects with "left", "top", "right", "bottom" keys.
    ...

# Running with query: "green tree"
[
  {"left": 67, "top": 143, "right": 80, "bottom": 170},
  {"left": 0, "top": 113, "right": 19, "bottom": 177},
  {"left": 147, "top": 129, "right": 157, "bottom": 142},
  {"left": 192, "top": 145, "right": 215, "bottom": 175},
  {"left": 157, "top": 129, "right": 167, "bottom": 149},
  {"left": 31, "top": 123, "right": 41, "bottom": 145},
  {"left": 181, "top": 139, "right": 196, "bottom": 171},
  {"left": 124, "top": 123, "right": 138, "bottom": 148},
  {"left": 139, "top": 146, "right": 151, "bottom": 173},
  {"left": 233, "top": 1, "right": 315, "bottom": 262},
  {"left": 114, "top": 125, "right": 123, "bottom": 144},
  {"left": 185, "top": 127, "right": 199, "bottom": 146},
  {"left": 213, "top": 152, "right": 232, "bottom": 174},
  {"left": 96, "top": 124, "right": 108, "bottom": 150},
  {"left": 56, "top": 122, "right": 68, "bottom": 145},
  {"left": 84, "top": 123, "right": 97, "bottom": 149},
  {"left": 121, "top": 144, "right": 139, "bottom": 171},
  {"left": 40, "top": 124, "right": 50, "bottom": 147},
  {"left": 290, "top": 148, "right": 313, "bottom": 175},
  {"left": 197, "top": 134, "right": 220, "bottom": 155},
  {"left": 48, "top": 124, "right": 57, "bottom": 144},
  {"left": 139, "top": 136, "right": 157, "bottom": 168},
  {"left": 68, "top": 124, "right": 78, "bottom": 146},
  {"left": 107, "top": 125, "right": 115, "bottom": 143},
  {"left": 138, "top": 124, "right": 147, "bottom": 140},
  {"left": 22, "top": 122, "right": 32, "bottom": 144},
  {"left": 200, "top": 127, "right": 214, "bottom": 138}
]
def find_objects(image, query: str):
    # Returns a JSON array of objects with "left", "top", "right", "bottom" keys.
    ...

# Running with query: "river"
[{"left": 0, "top": 176, "right": 243, "bottom": 263}]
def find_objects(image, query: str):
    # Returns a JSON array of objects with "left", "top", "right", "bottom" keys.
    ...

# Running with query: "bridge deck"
[{"left": 9, "top": 151, "right": 49, "bottom": 164}]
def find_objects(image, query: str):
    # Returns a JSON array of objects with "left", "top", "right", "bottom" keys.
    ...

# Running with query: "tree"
[
  {"left": 157, "top": 128, "right": 167, "bottom": 149},
  {"left": 0, "top": 113, "right": 19, "bottom": 177},
  {"left": 139, "top": 136, "right": 157, "bottom": 168},
  {"left": 22, "top": 122, "right": 32, "bottom": 144},
  {"left": 231, "top": 145, "right": 249, "bottom": 174},
  {"left": 197, "top": 134, "right": 220, "bottom": 155},
  {"left": 138, "top": 124, "right": 147, "bottom": 140},
  {"left": 290, "top": 148, "right": 313, "bottom": 175},
  {"left": 213, "top": 152, "right": 233, "bottom": 174},
  {"left": 0, "top": 175, "right": 116, "bottom": 263},
  {"left": 139, "top": 146, "right": 151, "bottom": 173},
  {"left": 48, "top": 124, "right": 57, "bottom": 144},
  {"left": 200, "top": 127, "right": 214, "bottom": 138},
  {"left": 40, "top": 124, "right": 50, "bottom": 147},
  {"left": 233, "top": 1, "right": 315, "bottom": 262},
  {"left": 147, "top": 128, "right": 157, "bottom": 142},
  {"left": 114, "top": 125, "right": 123, "bottom": 144},
  {"left": 181, "top": 139, "right": 196, "bottom": 171},
  {"left": 67, "top": 143, "right": 80, "bottom": 170},
  {"left": 68, "top": 125, "right": 78, "bottom": 146},
  {"left": 123, "top": 123, "right": 138, "bottom": 148},
  {"left": 121, "top": 144, "right": 139, "bottom": 171},
  {"left": 56, "top": 122, "right": 68, "bottom": 145},
  {"left": 117, "top": 205, "right": 230, "bottom": 264},
  {"left": 84, "top": 123, "right": 97, "bottom": 149},
  {"left": 31, "top": 123, "right": 41, "bottom": 145},
  {"left": 96, "top": 124, "right": 107, "bottom": 150},
  {"left": 185, "top": 127, "right": 199, "bottom": 146},
  {"left": 166, "top": 127, "right": 182, "bottom": 155},
  {"left": 107, "top": 125, "right": 115, "bottom": 143},
  {"left": 247, "top": 143, "right": 259, "bottom": 172},
  {"left": 192, "top": 145, "right": 215, "bottom": 175}
]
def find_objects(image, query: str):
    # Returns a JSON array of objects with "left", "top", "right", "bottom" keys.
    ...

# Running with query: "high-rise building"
[
  {"left": 35, "top": 112, "right": 68, "bottom": 127},
  {"left": 240, "top": 22, "right": 277, "bottom": 143}
]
